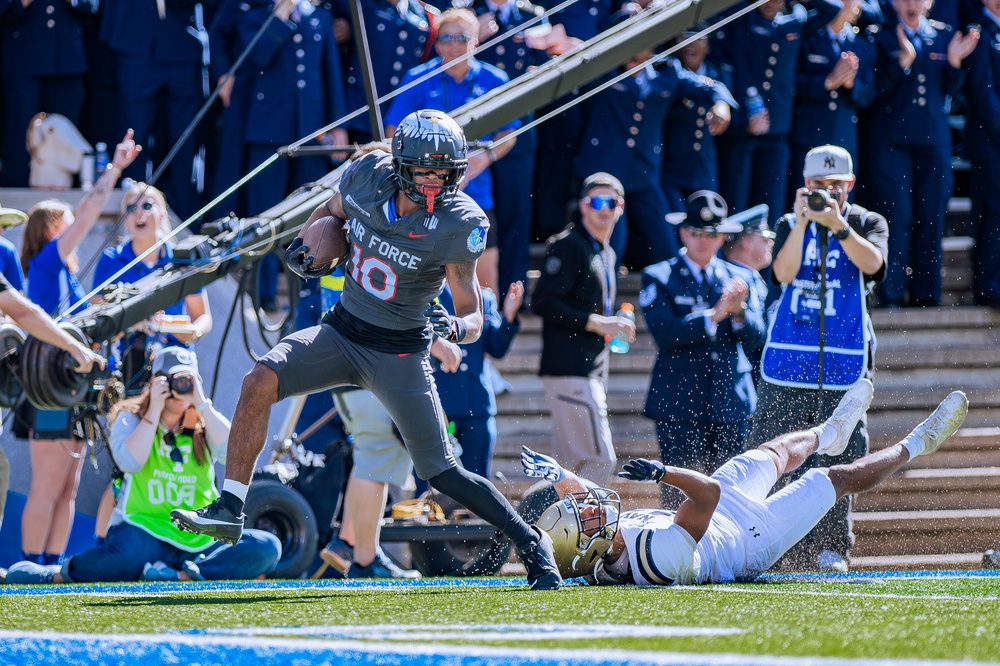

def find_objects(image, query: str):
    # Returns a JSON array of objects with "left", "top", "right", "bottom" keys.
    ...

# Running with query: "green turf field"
[{"left": 2, "top": 574, "right": 1000, "bottom": 663}]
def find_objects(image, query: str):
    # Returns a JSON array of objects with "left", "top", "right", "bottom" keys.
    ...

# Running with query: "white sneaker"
[
  {"left": 818, "top": 379, "right": 874, "bottom": 456},
  {"left": 905, "top": 391, "right": 968, "bottom": 457}
]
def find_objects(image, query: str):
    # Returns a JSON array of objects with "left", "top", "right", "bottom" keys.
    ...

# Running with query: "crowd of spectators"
[{"left": 0, "top": 0, "right": 995, "bottom": 307}]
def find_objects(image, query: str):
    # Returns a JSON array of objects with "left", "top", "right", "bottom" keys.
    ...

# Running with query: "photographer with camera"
[
  {"left": 748, "top": 145, "right": 887, "bottom": 573},
  {"left": 4, "top": 347, "right": 281, "bottom": 584}
]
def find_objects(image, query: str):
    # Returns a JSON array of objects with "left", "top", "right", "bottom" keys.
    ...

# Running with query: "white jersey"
[
  {"left": 614, "top": 451, "right": 839, "bottom": 586},
  {"left": 619, "top": 508, "right": 748, "bottom": 586}
]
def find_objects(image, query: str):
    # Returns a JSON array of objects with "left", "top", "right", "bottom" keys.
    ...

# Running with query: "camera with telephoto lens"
[
  {"left": 807, "top": 189, "right": 834, "bottom": 212},
  {"left": 169, "top": 373, "right": 194, "bottom": 394}
]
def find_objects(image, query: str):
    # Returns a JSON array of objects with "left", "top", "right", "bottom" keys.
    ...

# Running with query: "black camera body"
[
  {"left": 169, "top": 373, "right": 194, "bottom": 394},
  {"left": 807, "top": 189, "right": 834, "bottom": 212}
]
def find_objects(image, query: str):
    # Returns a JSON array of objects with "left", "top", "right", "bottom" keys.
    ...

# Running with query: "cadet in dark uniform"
[
  {"left": 468, "top": 0, "right": 549, "bottom": 295},
  {"left": 334, "top": 0, "right": 438, "bottom": 143},
  {"left": 661, "top": 27, "right": 735, "bottom": 212},
  {"left": 171, "top": 110, "right": 563, "bottom": 591},
  {"left": 789, "top": 0, "right": 875, "bottom": 204},
  {"left": 711, "top": 0, "right": 841, "bottom": 224},
  {"left": 867, "top": 1, "right": 979, "bottom": 306},
  {"left": 0, "top": 0, "right": 98, "bottom": 187},
  {"left": 101, "top": 0, "right": 217, "bottom": 219},
  {"left": 577, "top": 36, "right": 736, "bottom": 269},
  {"left": 640, "top": 191, "right": 766, "bottom": 508},
  {"left": 722, "top": 204, "right": 774, "bottom": 386},
  {"left": 212, "top": 0, "right": 347, "bottom": 310},
  {"left": 531, "top": 0, "right": 616, "bottom": 239},
  {"left": 963, "top": 0, "right": 1000, "bottom": 308}
]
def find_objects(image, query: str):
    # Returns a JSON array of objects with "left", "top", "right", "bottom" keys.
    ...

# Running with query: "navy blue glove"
[
  {"left": 284, "top": 237, "right": 333, "bottom": 279},
  {"left": 618, "top": 458, "right": 667, "bottom": 483},
  {"left": 424, "top": 303, "right": 466, "bottom": 342}
]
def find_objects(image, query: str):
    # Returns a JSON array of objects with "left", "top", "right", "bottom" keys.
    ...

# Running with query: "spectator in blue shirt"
[
  {"left": 384, "top": 7, "right": 519, "bottom": 293},
  {"left": 15, "top": 131, "right": 140, "bottom": 568},
  {"left": 92, "top": 182, "right": 213, "bottom": 391},
  {"left": 0, "top": 207, "right": 26, "bottom": 292}
]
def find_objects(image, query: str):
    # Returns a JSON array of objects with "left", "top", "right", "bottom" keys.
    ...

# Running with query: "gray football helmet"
[
  {"left": 536, "top": 488, "right": 621, "bottom": 578},
  {"left": 392, "top": 110, "right": 468, "bottom": 210}
]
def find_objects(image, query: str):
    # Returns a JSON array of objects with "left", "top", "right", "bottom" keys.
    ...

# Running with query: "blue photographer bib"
[{"left": 761, "top": 218, "right": 869, "bottom": 389}]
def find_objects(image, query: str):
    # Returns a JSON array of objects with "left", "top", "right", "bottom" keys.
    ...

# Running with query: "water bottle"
[
  {"left": 608, "top": 303, "right": 635, "bottom": 354},
  {"left": 745, "top": 87, "right": 765, "bottom": 118},
  {"left": 80, "top": 151, "right": 95, "bottom": 191},
  {"left": 95, "top": 142, "right": 109, "bottom": 177}
]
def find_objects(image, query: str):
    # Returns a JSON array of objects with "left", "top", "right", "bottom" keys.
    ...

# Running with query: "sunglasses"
[
  {"left": 689, "top": 229, "right": 721, "bottom": 239},
  {"left": 163, "top": 430, "right": 184, "bottom": 465},
  {"left": 583, "top": 195, "right": 622, "bottom": 212},
  {"left": 437, "top": 33, "right": 473, "bottom": 43},
  {"left": 125, "top": 201, "right": 155, "bottom": 215}
]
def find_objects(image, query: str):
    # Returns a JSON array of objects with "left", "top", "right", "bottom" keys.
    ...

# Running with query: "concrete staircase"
[{"left": 492, "top": 240, "right": 1000, "bottom": 572}]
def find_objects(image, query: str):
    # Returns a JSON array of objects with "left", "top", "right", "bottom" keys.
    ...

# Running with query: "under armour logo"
[
  {"left": 749, "top": 526, "right": 761, "bottom": 538},
  {"left": 824, "top": 156, "right": 836, "bottom": 169}
]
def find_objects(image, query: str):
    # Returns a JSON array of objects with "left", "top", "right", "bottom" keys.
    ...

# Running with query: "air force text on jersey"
[{"left": 349, "top": 218, "right": 423, "bottom": 271}]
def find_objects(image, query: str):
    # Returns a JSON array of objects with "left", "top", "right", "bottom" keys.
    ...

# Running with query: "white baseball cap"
[{"left": 803, "top": 145, "right": 854, "bottom": 181}]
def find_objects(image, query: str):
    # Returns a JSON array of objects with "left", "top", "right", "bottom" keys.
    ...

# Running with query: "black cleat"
[
  {"left": 170, "top": 497, "right": 245, "bottom": 545},
  {"left": 519, "top": 526, "right": 562, "bottom": 590}
]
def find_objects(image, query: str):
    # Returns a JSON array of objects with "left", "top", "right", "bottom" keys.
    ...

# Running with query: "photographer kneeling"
[{"left": 5, "top": 347, "right": 281, "bottom": 584}]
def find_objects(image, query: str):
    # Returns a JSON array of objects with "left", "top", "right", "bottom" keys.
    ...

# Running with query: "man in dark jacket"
[{"left": 532, "top": 172, "right": 635, "bottom": 485}]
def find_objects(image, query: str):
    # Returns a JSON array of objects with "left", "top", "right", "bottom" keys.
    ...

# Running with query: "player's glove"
[
  {"left": 284, "top": 237, "right": 333, "bottom": 279},
  {"left": 618, "top": 458, "right": 667, "bottom": 483},
  {"left": 424, "top": 303, "right": 467, "bottom": 342},
  {"left": 521, "top": 445, "right": 565, "bottom": 483}
]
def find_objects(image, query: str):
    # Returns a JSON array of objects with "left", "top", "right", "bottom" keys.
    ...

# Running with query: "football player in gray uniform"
[
  {"left": 171, "top": 110, "right": 561, "bottom": 589},
  {"left": 521, "top": 379, "right": 967, "bottom": 585}
]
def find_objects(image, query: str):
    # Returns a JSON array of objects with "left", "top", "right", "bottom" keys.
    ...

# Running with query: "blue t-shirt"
[
  {"left": 27, "top": 238, "right": 85, "bottom": 316},
  {"left": 0, "top": 236, "right": 25, "bottom": 292},
  {"left": 384, "top": 57, "right": 518, "bottom": 210},
  {"left": 93, "top": 240, "right": 192, "bottom": 318}
]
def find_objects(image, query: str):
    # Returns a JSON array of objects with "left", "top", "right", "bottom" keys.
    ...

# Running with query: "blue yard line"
[
  {"left": 2, "top": 568, "right": 996, "bottom": 597},
  {"left": 0, "top": 630, "right": 992, "bottom": 666}
]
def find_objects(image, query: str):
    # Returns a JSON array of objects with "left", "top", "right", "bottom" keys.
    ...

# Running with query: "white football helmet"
[{"left": 536, "top": 488, "right": 620, "bottom": 578}]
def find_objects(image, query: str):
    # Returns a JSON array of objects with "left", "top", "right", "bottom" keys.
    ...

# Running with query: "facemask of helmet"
[
  {"left": 392, "top": 110, "right": 469, "bottom": 212},
  {"left": 536, "top": 487, "right": 621, "bottom": 578}
]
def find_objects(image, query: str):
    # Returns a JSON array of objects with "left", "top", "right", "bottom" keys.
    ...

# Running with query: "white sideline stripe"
[
  {"left": 203, "top": 623, "right": 744, "bottom": 641},
  {"left": 678, "top": 585, "right": 999, "bottom": 602},
  {"left": 0, "top": 630, "right": 993, "bottom": 666}
]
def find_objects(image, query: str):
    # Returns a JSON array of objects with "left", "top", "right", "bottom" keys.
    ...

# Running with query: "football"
[{"left": 301, "top": 215, "right": 350, "bottom": 271}]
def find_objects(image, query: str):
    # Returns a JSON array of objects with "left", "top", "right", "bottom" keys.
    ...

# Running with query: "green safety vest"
[{"left": 118, "top": 427, "right": 218, "bottom": 552}]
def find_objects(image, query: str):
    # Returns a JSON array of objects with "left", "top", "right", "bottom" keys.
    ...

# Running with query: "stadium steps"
[{"left": 495, "top": 240, "right": 999, "bottom": 571}]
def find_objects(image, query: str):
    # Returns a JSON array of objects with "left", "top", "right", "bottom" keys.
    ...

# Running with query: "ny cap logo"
[{"left": 824, "top": 156, "right": 836, "bottom": 169}]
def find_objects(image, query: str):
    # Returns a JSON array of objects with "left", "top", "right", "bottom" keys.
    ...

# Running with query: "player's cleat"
[
  {"left": 817, "top": 379, "right": 874, "bottom": 456},
  {"left": 319, "top": 535, "right": 355, "bottom": 576},
  {"left": 816, "top": 549, "right": 849, "bottom": 573},
  {"left": 982, "top": 550, "right": 1000, "bottom": 569},
  {"left": 170, "top": 497, "right": 245, "bottom": 545},
  {"left": 518, "top": 526, "right": 562, "bottom": 590},
  {"left": 905, "top": 391, "right": 969, "bottom": 457},
  {"left": 0, "top": 567, "right": 6, "bottom": 584},
  {"left": 5, "top": 561, "right": 59, "bottom": 585},
  {"left": 347, "top": 549, "right": 422, "bottom": 579}
]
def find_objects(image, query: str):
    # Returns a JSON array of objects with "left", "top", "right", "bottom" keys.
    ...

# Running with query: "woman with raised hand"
[
  {"left": 92, "top": 181, "right": 213, "bottom": 390},
  {"left": 15, "top": 130, "right": 139, "bottom": 568}
]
